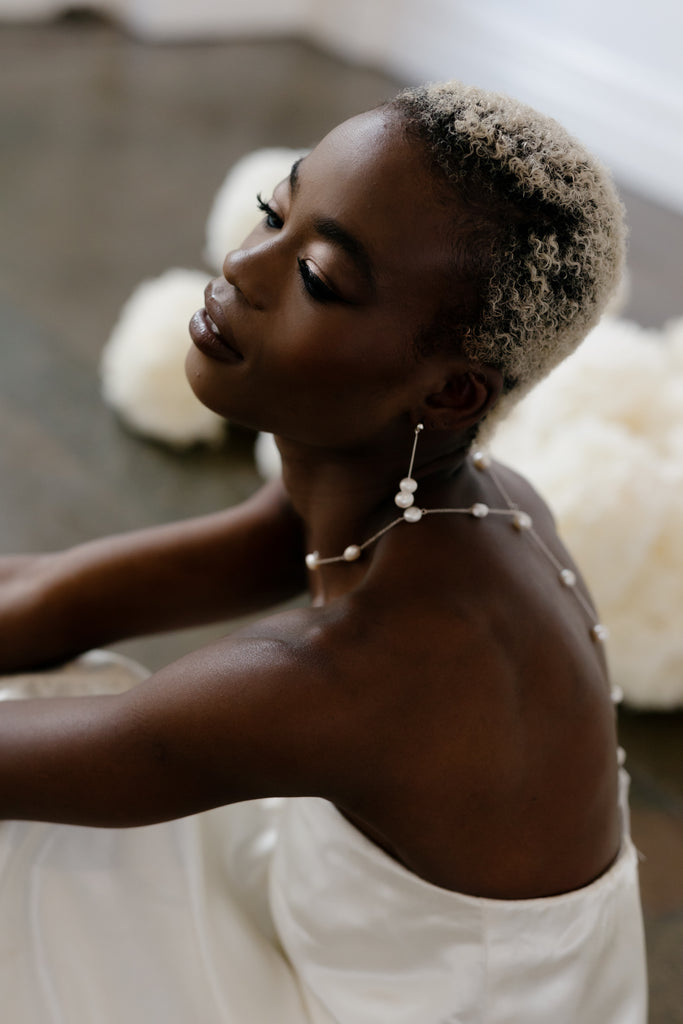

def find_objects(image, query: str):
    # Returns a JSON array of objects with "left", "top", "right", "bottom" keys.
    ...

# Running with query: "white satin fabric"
[
  {"left": 1, "top": 654, "right": 647, "bottom": 1023},
  {"left": 271, "top": 780, "right": 647, "bottom": 1024}
]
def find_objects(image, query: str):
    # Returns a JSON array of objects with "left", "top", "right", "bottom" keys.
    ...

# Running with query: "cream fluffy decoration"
[
  {"left": 100, "top": 268, "right": 225, "bottom": 447},
  {"left": 490, "top": 316, "right": 683, "bottom": 709},
  {"left": 204, "top": 147, "right": 305, "bottom": 272},
  {"left": 255, "top": 431, "right": 281, "bottom": 481}
]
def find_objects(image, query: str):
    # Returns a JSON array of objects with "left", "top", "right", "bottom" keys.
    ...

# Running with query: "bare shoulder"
[
  {"left": 488, "top": 457, "right": 558, "bottom": 528},
  {"left": 0, "top": 600, "right": 367, "bottom": 828},
  {"left": 112, "top": 603, "right": 367, "bottom": 804}
]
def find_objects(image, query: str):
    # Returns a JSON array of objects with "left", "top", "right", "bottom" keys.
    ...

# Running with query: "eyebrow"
[
  {"left": 289, "top": 158, "right": 303, "bottom": 194},
  {"left": 289, "top": 158, "right": 376, "bottom": 290}
]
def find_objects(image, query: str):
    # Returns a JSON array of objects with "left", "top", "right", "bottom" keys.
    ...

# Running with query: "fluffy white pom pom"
[
  {"left": 101, "top": 268, "right": 225, "bottom": 448},
  {"left": 204, "top": 148, "right": 306, "bottom": 272},
  {"left": 491, "top": 315, "right": 683, "bottom": 709},
  {"left": 255, "top": 432, "right": 282, "bottom": 481},
  {"left": 605, "top": 481, "right": 683, "bottom": 709}
]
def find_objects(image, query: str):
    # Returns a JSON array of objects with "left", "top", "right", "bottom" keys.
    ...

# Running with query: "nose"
[{"left": 223, "top": 243, "right": 275, "bottom": 311}]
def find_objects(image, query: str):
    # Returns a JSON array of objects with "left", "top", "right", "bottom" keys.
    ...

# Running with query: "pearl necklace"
[{"left": 305, "top": 427, "right": 609, "bottom": 645}]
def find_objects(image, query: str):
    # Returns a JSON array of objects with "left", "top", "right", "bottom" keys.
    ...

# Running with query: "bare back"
[{"left": 281, "top": 461, "right": 621, "bottom": 899}]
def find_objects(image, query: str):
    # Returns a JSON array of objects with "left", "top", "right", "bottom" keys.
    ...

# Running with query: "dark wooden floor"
[{"left": 1, "top": 15, "right": 682, "bottom": 1020}]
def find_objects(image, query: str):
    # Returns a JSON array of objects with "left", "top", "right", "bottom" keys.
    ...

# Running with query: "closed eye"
[
  {"left": 256, "top": 193, "right": 283, "bottom": 230},
  {"left": 297, "top": 258, "right": 339, "bottom": 304}
]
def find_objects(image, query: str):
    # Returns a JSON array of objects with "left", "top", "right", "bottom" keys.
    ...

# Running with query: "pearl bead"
[
  {"left": 591, "top": 624, "right": 609, "bottom": 643},
  {"left": 399, "top": 477, "right": 418, "bottom": 493},
  {"left": 472, "top": 451, "right": 491, "bottom": 471},
  {"left": 559, "top": 568, "right": 577, "bottom": 587},
  {"left": 470, "top": 502, "right": 489, "bottom": 518},
  {"left": 305, "top": 552, "right": 320, "bottom": 570},
  {"left": 612, "top": 686, "right": 624, "bottom": 706},
  {"left": 617, "top": 745, "right": 626, "bottom": 765},
  {"left": 403, "top": 506, "right": 423, "bottom": 523},
  {"left": 512, "top": 511, "right": 532, "bottom": 531},
  {"left": 343, "top": 544, "right": 361, "bottom": 562},
  {"left": 395, "top": 491, "right": 415, "bottom": 509}
]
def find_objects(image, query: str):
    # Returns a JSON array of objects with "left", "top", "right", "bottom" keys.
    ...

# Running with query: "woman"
[{"left": 0, "top": 82, "right": 646, "bottom": 1022}]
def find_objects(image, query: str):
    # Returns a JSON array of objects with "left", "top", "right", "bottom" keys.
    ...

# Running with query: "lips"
[{"left": 189, "top": 290, "right": 244, "bottom": 364}]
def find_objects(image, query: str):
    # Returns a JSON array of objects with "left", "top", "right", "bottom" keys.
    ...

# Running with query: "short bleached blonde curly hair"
[{"left": 390, "top": 81, "right": 626, "bottom": 427}]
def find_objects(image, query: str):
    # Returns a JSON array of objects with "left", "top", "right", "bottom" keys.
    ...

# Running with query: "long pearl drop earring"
[{"left": 393, "top": 423, "right": 424, "bottom": 523}]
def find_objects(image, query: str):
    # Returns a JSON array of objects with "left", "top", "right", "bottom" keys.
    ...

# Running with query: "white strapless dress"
[{"left": 0, "top": 654, "right": 647, "bottom": 1023}]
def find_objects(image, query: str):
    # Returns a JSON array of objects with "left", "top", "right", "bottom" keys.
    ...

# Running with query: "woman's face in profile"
[{"left": 187, "top": 108, "right": 458, "bottom": 447}]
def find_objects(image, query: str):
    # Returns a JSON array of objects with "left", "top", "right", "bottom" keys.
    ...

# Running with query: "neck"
[{"left": 275, "top": 426, "right": 470, "bottom": 599}]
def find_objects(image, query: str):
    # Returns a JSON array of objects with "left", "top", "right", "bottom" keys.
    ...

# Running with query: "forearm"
[{"left": 0, "top": 481, "right": 307, "bottom": 673}]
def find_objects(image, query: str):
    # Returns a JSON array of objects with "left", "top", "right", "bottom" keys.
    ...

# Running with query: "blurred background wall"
[{"left": 3, "top": 0, "right": 682, "bottom": 213}]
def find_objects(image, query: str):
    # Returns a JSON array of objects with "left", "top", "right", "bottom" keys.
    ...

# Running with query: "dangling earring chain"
[{"left": 305, "top": 423, "right": 609, "bottom": 645}]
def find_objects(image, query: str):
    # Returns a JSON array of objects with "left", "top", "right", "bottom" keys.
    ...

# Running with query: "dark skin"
[{"left": 0, "top": 109, "right": 620, "bottom": 899}]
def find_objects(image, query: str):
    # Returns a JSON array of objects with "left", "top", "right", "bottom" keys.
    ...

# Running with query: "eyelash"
[
  {"left": 256, "top": 192, "right": 283, "bottom": 230},
  {"left": 296, "top": 258, "right": 337, "bottom": 304},
  {"left": 255, "top": 193, "right": 338, "bottom": 304}
]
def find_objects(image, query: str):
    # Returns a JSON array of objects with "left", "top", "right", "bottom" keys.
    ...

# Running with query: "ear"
[{"left": 419, "top": 363, "right": 503, "bottom": 432}]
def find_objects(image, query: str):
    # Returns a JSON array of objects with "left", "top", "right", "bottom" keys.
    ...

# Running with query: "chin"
[
  {"left": 184, "top": 347, "right": 229, "bottom": 416},
  {"left": 184, "top": 349, "right": 266, "bottom": 433}
]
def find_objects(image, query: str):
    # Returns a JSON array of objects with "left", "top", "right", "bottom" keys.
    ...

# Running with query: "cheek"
[{"left": 277, "top": 302, "right": 411, "bottom": 389}]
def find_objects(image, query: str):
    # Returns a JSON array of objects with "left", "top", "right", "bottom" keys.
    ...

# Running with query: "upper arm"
[
  {"left": 80, "top": 475, "right": 309, "bottom": 630},
  {"left": 0, "top": 478, "right": 308, "bottom": 673},
  {"left": 0, "top": 620, "right": 345, "bottom": 827}
]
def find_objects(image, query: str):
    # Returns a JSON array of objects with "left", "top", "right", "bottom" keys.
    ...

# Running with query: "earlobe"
[{"left": 421, "top": 365, "right": 503, "bottom": 432}]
